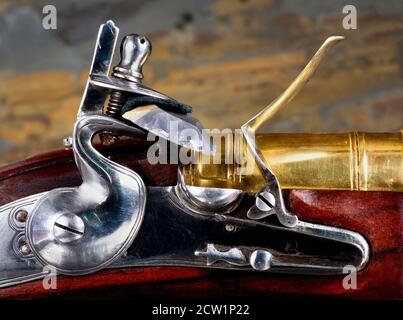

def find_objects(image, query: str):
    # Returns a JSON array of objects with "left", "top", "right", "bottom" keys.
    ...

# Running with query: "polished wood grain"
[
  {"left": 0, "top": 143, "right": 401, "bottom": 299},
  {"left": 0, "top": 138, "right": 178, "bottom": 206}
]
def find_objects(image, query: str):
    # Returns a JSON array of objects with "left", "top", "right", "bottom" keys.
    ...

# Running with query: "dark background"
[{"left": 0, "top": 0, "right": 402, "bottom": 164}]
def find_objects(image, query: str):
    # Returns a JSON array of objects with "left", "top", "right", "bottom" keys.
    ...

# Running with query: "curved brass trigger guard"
[{"left": 241, "top": 36, "right": 344, "bottom": 227}]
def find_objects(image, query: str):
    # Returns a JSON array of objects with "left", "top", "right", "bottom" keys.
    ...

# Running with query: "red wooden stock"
[{"left": 0, "top": 140, "right": 401, "bottom": 299}]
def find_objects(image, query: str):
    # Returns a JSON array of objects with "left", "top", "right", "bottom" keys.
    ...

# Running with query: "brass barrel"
[{"left": 180, "top": 131, "right": 403, "bottom": 192}]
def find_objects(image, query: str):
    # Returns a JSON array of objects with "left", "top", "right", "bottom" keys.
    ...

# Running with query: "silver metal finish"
[
  {"left": 13, "top": 232, "right": 32, "bottom": 258},
  {"left": 112, "top": 34, "right": 151, "bottom": 83},
  {"left": 103, "top": 34, "right": 160, "bottom": 118},
  {"left": 78, "top": 20, "right": 119, "bottom": 118},
  {"left": 25, "top": 115, "right": 147, "bottom": 275},
  {"left": 15, "top": 209, "right": 28, "bottom": 223},
  {"left": 0, "top": 193, "right": 47, "bottom": 289},
  {"left": 123, "top": 104, "right": 215, "bottom": 154},
  {"left": 53, "top": 213, "right": 85, "bottom": 244},
  {"left": 256, "top": 191, "right": 275, "bottom": 211},
  {"left": 63, "top": 136, "right": 73, "bottom": 148},
  {"left": 293, "top": 219, "right": 370, "bottom": 271},
  {"left": 247, "top": 190, "right": 276, "bottom": 220},
  {"left": 0, "top": 184, "right": 371, "bottom": 288},
  {"left": 78, "top": 21, "right": 211, "bottom": 154},
  {"left": 192, "top": 225, "right": 369, "bottom": 273},
  {"left": 250, "top": 250, "right": 272, "bottom": 271},
  {"left": 174, "top": 169, "right": 243, "bottom": 214},
  {"left": 77, "top": 21, "right": 170, "bottom": 119},
  {"left": 195, "top": 244, "right": 248, "bottom": 266},
  {"left": 91, "top": 75, "right": 170, "bottom": 101},
  {"left": 242, "top": 125, "right": 298, "bottom": 227},
  {"left": 19, "top": 243, "right": 31, "bottom": 256},
  {"left": 225, "top": 224, "right": 236, "bottom": 232}
]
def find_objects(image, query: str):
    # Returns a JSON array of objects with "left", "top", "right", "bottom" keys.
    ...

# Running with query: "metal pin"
[
  {"left": 63, "top": 136, "right": 73, "bottom": 148},
  {"left": 20, "top": 243, "right": 31, "bottom": 256},
  {"left": 15, "top": 210, "right": 28, "bottom": 223}
]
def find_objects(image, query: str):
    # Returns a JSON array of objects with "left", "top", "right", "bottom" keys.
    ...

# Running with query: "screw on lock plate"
[
  {"left": 53, "top": 213, "right": 85, "bottom": 244},
  {"left": 247, "top": 190, "right": 276, "bottom": 220}
]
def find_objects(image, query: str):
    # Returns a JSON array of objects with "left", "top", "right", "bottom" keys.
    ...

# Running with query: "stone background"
[{"left": 0, "top": 0, "right": 402, "bottom": 165}]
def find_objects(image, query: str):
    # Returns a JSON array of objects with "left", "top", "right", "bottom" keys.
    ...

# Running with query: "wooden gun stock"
[{"left": 0, "top": 139, "right": 401, "bottom": 299}]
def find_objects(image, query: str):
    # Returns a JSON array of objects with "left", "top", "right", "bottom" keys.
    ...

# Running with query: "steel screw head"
[
  {"left": 250, "top": 250, "right": 272, "bottom": 271},
  {"left": 255, "top": 191, "right": 275, "bottom": 211},
  {"left": 15, "top": 210, "right": 28, "bottom": 223},
  {"left": 53, "top": 213, "right": 85, "bottom": 244},
  {"left": 63, "top": 136, "right": 73, "bottom": 148},
  {"left": 20, "top": 243, "right": 31, "bottom": 256},
  {"left": 225, "top": 224, "right": 236, "bottom": 232}
]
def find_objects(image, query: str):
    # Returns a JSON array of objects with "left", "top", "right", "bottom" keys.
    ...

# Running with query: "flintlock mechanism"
[{"left": 2, "top": 20, "right": 402, "bottom": 289}]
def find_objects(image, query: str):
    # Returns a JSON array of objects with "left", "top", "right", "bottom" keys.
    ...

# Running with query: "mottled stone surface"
[{"left": 0, "top": 0, "right": 402, "bottom": 164}]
